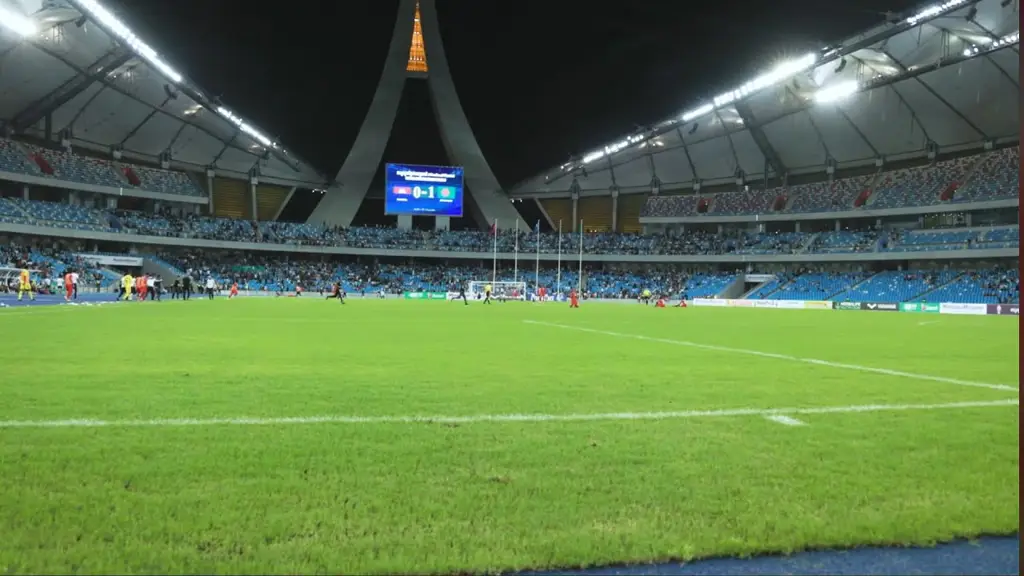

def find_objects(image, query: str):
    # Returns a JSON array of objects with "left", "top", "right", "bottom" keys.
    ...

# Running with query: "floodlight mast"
[{"left": 307, "top": 0, "right": 525, "bottom": 232}]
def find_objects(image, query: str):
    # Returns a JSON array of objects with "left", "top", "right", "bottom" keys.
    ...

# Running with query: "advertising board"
[
  {"left": 899, "top": 302, "right": 940, "bottom": 313},
  {"left": 862, "top": 302, "right": 899, "bottom": 312},
  {"left": 803, "top": 301, "right": 832, "bottom": 309},
  {"left": 985, "top": 304, "right": 1019, "bottom": 316},
  {"left": 833, "top": 301, "right": 861, "bottom": 310},
  {"left": 939, "top": 302, "right": 987, "bottom": 315}
]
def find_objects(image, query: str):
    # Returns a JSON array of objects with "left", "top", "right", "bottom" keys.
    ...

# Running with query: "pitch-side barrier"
[{"left": 689, "top": 298, "right": 1018, "bottom": 316}]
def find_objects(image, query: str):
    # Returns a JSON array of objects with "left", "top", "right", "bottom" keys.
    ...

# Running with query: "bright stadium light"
[
  {"left": 963, "top": 30, "right": 1019, "bottom": 57},
  {"left": 71, "top": 0, "right": 183, "bottom": 83},
  {"left": 905, "top": 0, "right": 968, "bottom": 27},
  {"left": 0, "top": 5, "right": 37, "bottom": 37},
  {"left": 216, "top": 107, "right": 277, "bottom": 149},
  {"left": 814, "top": 80, "right": 860, "bottom": 104}
]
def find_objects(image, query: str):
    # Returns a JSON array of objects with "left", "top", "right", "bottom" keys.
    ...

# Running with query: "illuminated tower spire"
[
  {"left": 308, "top": 0, "right": 523, "bottom": 231},
  {"left": 406, "top": 2, "right": 428, "bottom": 75}
]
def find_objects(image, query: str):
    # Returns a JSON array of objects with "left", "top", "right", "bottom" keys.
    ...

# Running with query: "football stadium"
[{"left": 0, "top": 0, "right": 1019, "bottom": 574}]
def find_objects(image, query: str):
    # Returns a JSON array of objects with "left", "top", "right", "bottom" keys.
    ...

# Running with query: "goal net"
[{"left": 466, "top": 281, "right": 527, "bottom": 301}]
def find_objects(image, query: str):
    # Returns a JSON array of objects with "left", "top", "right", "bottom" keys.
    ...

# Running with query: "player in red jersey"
[
  {"left": 325, "top": 282, "right": 346, "bottom": 304},
  {"left": 136, "top": 275, "right": 147, "bottom": 301},
  {"left": 569, "top": 289, "right": 579, "bottom": 308},
  {"left": 63, "top": 271, "right": 74, "bottom": 302},
  {"left": 229, "top": 282, "right": 239, "bottom": 299},
  {"left": 655, "top": 296, "right": 666, "bottom": 308},
  {"left": 677, "top": 298, "right": 687, "bottom": 307}
]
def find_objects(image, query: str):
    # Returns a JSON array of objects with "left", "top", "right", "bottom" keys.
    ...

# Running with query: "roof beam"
[
  {"left": 673, "top": 126, "right": 700, "bottom": 181},
  {"left": 26, "top": 41, "right": 258, "bottom": 167},
  {"left": 732, "top": 101, "right": 787, "bottom": 175},
  {"left": 879, "top": 48, "right": 989, "bottom": 140},
  {"left": 10, "top": 46, "right": 131, "bottom": 133},
  {"left": 952, "top": 20, "right": 1018, "bottom": 89}
]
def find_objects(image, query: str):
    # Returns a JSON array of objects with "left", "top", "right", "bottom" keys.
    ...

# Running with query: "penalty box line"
[
  {"left": 523, "top": 320, "right": 1019, "bottom": 393},
  {"left": 0, "top": 399, "right": 1017, "bottom": 429}
]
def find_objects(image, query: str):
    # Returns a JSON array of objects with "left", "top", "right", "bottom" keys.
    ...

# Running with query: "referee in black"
[
  {"left": 455, "top": 285, "right": 468, "bottom": 305},
  {"left": 181, "top": 274, "right": 192, "bottom": 300}
]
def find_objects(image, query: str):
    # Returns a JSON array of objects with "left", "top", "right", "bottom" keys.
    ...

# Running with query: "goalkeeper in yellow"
[
  {"left": 17, "top": 268, "right": 34, "bottom": 301},
  {"left": 121, "top": 273, "right": 134, "bottom": 301}
]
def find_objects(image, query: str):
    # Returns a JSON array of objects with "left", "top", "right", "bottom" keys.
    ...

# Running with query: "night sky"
[{"left": 113, "top": 0, "right": 921, "bottom": 188}]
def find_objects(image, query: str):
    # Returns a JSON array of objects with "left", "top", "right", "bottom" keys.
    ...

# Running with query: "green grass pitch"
[{"left": 0, "top": 298, "right": 1018, "bottom": 574}]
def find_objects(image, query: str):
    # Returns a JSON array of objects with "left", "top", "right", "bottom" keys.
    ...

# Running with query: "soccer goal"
[{"left": 466, "top": 280, "right": 527, "bottom": 301}]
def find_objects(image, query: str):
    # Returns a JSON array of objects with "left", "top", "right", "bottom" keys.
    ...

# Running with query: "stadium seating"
[
  {"left": 808, "top": 230, "right": 879, "bottom": 253},
  {"left": 787, "top": 175, "right": 873, "bottom": 213},
  {"left": 0, "top": 138, "right": 205, "bottom": 197},
  {"left": 870, "top": 157, "right": 973, "bottom": 208},
  {"left": 765, "top": 272, "right": 870, "bottom": 301},
  {"left": 830, "top": 270, "right": 959, "bottom": 303},
  {"left": 922, "top": 269, "right": 1019, "bottom": 304},
  {"left": 128, "top": 164, "right": 205, "bottom": 196},
  {"left": 639, "top": 150, "right": 1017, "bottom": 218},
  {"left": 0, "top": 139, "right": 40, "bottom": 175},
  {"left": 7, "top": 198, "right": 110, "bottom": 231},
  {"left": 641, "top": 194, "right": 699, "bottom": 217},
  {"left": 27, "top": 145, "right": 125, "bottom": 188},
  {"left": 731, "top": 232, "right": 804, "bottom": 254},
  {"left": 954, "top": 147, "right": 1019, "bottom": 203},
  {"left": 709, "top": 190, "right": 775, "bottom": 215},
  {"left": 883, "top": 229, "right": 976, "bottom": 252}
]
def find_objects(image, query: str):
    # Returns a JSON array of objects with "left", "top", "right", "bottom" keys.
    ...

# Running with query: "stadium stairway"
[
  {"left": 859, "top": 171, "right": 888, "bottom": 206},
  {"left": 142, "top": 254, "right": 184, "bottom": 279},
  {"left": 740, "top": 277, "right": 780, "bottom": 299},
  {"left": 946, "top": 156, "right": 986, "bottom": 201},
  {"left": 906, "top": 271, "right": 967, "bottom": 301},
  {"left": 795, "top": 232, "right": 820, "bottom": 253},
  {"left": 6, "top": 199, "right": 33, "bottom": 221},
  {"left": 828, "top": 272, "right": 880, "bottom": 301}
]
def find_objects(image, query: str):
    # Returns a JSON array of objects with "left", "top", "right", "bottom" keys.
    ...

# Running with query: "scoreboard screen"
[{"left": 384, "top": 163, "right": 464, "bottom": 217}]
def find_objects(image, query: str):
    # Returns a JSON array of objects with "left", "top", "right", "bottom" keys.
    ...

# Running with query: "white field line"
[
  {"left": 0, "top": 399, "right": 1017, "bottom": 429},
  {"left": 918, "top": 320, "right": 940, "bottom": 326},
  {"left": 524, "top": 320, "right": 1019, "bottom": 393},
  {"left": 765, "top": 415, "right": 806, "bottom": 426}
]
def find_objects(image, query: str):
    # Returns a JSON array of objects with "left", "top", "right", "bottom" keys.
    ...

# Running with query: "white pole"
[
  {"left": 491, "top": 218, "right": 497, "bottom": 286},
  {"left": 577, "top": 219, "right": 583, "bottom": 294},
  {"left": 513, "top": 218, "right": 519, "bottom": 285},
  {"left": 534, "top": 220, "right": 540, "bottom": 295},
  {"left": 556, "top": 219, "right": 562, "bottom": 296}
]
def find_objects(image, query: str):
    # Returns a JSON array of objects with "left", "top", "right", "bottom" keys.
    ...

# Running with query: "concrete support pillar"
[
  {"left": 571, "top": 191, "right": 579, "bottom": 232},
  {"left": 434, "top": 216, "right": 449, "bottom": 231},
  {"left": 206, "top": 170, "right": 215, "bottom": 216},
  {"left": 249, "top": 177, "right": 258, "bottom": 221},
  {"left": 397, "top": 214, "right": 412, "bottom": 230},
  {"left": 610, "top": 187, "right": 619, "bottom": 232}
]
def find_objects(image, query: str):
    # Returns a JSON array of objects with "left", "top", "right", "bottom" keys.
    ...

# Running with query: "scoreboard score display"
[{"left": 385, "top": 163, "right": 464, "bottom": 217}]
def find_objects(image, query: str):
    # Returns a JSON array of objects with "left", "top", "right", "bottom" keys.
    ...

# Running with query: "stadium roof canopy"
[
  {"left": 511, "top": 0, "right": 1020, "bottom": 196},
  {"left": 0, "top": 0, "right": 327, "bottom": 187}
]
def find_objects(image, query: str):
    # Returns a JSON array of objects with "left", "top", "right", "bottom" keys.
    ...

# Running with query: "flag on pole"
[
  {"left": 556, "top": 219, "right": 562, "bottom": 297},
  {"left": 491, "top": 219, "right": 498, "bottom": 286},
  {"left": 577, "top": 219, "right": 584, "bottom": 294},
  {"left": 513, "top": 219, "right": 519, "bottom": 284},
  {"left": 534, "top": 220, "right": 541, "bottom": 297}
]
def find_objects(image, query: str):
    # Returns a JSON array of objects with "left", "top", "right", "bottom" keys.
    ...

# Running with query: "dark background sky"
[{"left": 113, "top": 0, "right": 921, "bottom": 189}]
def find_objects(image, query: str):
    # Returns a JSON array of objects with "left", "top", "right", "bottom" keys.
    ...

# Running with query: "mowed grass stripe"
[{"left": 524, "top": 320, "right": 1019, "bottom": 392}]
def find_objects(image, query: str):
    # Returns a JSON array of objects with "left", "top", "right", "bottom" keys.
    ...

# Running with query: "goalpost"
[{"left": 466, "top": 280, "right": 527, "bottom": 301}]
